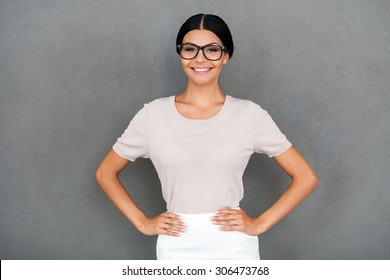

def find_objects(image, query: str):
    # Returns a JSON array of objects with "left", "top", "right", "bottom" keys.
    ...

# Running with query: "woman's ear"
[{"left": 222, "top": 53, "right": 230, "bottom": 64}]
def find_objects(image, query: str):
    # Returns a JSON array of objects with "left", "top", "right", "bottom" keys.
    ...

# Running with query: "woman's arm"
[
  {"left": 95, "top": 149, "right": 186, "bottom": 236},
  {"left": 212, "top": 146, "right": 318, "bottom": 236}
]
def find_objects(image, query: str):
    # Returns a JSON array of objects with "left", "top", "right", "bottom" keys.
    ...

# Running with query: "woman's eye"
[
  {"left": 184, "top": 47, "right": 196, "bottom": 52},
  {"left": 207, "top": 47, "right": 219, "bottom": 52}
]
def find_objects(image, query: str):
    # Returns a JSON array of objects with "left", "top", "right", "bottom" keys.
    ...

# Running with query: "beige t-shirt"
[{"left": 113, "top": 95, "right": 292, "bottom": 214}]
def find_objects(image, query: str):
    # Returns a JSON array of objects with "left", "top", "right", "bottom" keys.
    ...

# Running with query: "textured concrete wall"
[{"left": 1, "top": 0, "right": 389, "bottom": 259}]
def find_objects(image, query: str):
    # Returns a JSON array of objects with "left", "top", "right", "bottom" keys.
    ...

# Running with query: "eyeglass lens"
[{"left": 180, "top": 44, "right": 223, "bottom": 61}]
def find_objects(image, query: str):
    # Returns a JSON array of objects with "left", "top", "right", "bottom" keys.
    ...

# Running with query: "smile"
[{"left": 190, "top": 67, "right": 212, "bottom": 74}]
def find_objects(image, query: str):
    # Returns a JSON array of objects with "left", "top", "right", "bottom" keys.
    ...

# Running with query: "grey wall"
[{"left": 1, "top": 0, "right": 389, "bottom": 260}]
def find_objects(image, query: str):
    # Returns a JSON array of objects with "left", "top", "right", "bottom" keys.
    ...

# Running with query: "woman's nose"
[{"left": 194, "top": 49, "right": 207, "bottom": 62}]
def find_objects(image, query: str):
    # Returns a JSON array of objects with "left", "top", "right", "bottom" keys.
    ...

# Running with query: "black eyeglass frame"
[{"left": 176, "top": 42, "right": 228, "bottom": 61}]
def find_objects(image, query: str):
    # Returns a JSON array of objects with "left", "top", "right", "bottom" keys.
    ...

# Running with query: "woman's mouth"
[{"left": 190, "top": 67, "right": 212, "bottom": 75}]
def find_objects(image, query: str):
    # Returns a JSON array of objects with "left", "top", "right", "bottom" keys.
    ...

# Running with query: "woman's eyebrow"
[{"left": 182, "top": 41, "right": 219, "bottom": 46}]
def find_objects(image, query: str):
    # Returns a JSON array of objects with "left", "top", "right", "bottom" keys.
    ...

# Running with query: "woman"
[{"left": 95, "top": 14, "right": 318, "bottom": 260}]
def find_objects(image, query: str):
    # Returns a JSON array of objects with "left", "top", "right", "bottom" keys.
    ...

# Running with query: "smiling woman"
[
  {"left": 178, "top": 29, "right": 229, "bottom": 88},
  {"left": 95, "top": 13, "right": 318, "bottom": 260}
]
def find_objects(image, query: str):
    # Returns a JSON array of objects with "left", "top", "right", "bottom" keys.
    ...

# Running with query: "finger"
[
  {"left": 157, "top": 224, "right": 181, "bottom": 233},
  {"left": 211, "top": 214, "right": 242, "bottom": 221},
  {"left": 157, "top": 226, "right": 184, "bottom": 235},
  {"left": 218, "top": 225, "right": 246, "bottom": 231},
  {"left": 163, "top": 212, "right": 183, "bottom": 221},
  {"left": 163, "top": 223, "right": 186, "bottom": 232},
  {"left": 215, "top": 208, "right": 241, "bottom": 215},
  {"left": 160, "top": 217, "right": 187, "bottom": 228},
  {"left": 163, "top": 212, "right": 186, "bottom": 227},
  {"left": 157, "top": 219, "right": 186, "bottom": 233},
  {"left": 212, "top": 218, "right": 242, "bottom": 226}
]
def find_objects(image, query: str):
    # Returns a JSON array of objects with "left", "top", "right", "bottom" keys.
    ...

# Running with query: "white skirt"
[{"left": 156, "top": 211, "right": 260, "bottom": 260}]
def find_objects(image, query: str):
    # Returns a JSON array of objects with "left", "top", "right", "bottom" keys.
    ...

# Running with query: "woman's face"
[{"left": 180, "top": 29, "right": 229, "bottom": 86}]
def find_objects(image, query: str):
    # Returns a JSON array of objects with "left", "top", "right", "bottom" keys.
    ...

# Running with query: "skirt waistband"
[
  {"left": 175, "top": 212, "right": 215, "bottom": 226},
  {"left": 172, "top": 207, "right": 240, "bottom": 226}
]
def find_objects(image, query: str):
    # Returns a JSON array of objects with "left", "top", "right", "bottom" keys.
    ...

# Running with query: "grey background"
[{"left": 1, "top": 0, "right": 389, "bottom": 260}]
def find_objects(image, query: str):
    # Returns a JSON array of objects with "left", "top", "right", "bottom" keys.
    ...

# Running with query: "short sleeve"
[
  {"left": 250, "top": 102, "right": 292, "bottom": 157},
  {"left": 112, "top": 104, "right": 149, "bottom": 162}
]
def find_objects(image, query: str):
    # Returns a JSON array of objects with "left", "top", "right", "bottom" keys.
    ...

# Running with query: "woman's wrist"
[
  {"left": 133, "top": 215, "right": 150, "bottom": 232},
  {"left": 254, "top": 216, "right": 271, "bottom": 235}
]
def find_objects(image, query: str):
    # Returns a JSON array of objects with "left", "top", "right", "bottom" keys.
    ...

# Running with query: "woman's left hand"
[{"left": 211, "top": 208, "right": 267, "bottom": 236}]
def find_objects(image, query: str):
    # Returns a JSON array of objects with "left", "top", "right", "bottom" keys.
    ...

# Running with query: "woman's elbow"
[
  {"left": 95, "top": 168, "right": 103, "bottom": 184},
  {"left": 307, "top": 171, "right": 319, "bottom": 190},
  {"left": 95, "top": 166, "right": 115, "bottom": 185},
  {"left": 294, "top": 170, "right": 318, "bottom": 192},
  {"left": 95, "top": 149, "right": 130, "bottom": 184},
  {"left": 95, "top": 167, "right": 106, "bottom": 185}
]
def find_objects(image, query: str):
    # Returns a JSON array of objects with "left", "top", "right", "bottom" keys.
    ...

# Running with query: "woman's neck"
[{"left": 180, "top": 80, "right": 225, "bottom": 105}]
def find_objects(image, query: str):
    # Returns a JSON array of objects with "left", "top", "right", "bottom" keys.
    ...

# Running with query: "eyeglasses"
[{"left": 176, "top": 42, "right": 227, "bottom": 61}]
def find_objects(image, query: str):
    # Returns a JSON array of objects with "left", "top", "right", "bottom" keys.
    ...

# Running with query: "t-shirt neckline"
[{"left": 169, "top": 94, "right": 231, "bottom": 125}]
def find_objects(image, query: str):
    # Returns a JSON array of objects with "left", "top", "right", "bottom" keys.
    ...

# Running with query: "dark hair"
[{"left": 176, "top": 14, "right": 234, "bottom": 59}]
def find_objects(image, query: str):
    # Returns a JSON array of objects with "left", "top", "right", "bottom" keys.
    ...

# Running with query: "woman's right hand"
[{"left": 137, "top": 212, "right": 187, "bottom": 237}]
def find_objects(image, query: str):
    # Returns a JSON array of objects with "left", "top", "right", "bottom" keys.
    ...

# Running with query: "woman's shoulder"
[
  {"left": 228, "top": 95, "right": 266, "bottom": 112},
  {"left": 144, "top": 95, "right": 168, "bottom": 103},
  {"left": 229, "top": 94, "right": 251, "bottom": 104},
  {"left": 138, "top": 95, "right": 171, "bottom": 109}
]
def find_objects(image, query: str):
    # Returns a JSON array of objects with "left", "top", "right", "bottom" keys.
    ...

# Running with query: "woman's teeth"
[{"left": 193, "top": 68, "right": 211, "bottom": 72}]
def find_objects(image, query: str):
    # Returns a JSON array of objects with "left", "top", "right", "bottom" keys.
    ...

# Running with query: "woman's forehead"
[{"left": 182, "top": 29, "right": 222, "bottom": 46}]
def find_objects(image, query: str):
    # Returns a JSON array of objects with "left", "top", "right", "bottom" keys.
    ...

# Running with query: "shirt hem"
[
  {"left": 112, "top": 144, "right": 136, "bottom": 162},
  {"left": 268, "top": 142, "right": 293, "bottom": 158}
]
